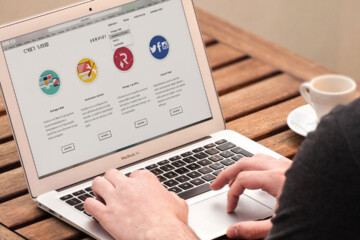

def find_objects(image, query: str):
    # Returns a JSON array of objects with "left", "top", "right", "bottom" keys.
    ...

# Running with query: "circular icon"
[
  {"left": 77, "top": 58, "right": 98, "bottom": 83},
  {"left": 149, "top": 35, "right": 169, "bottom": 60},
  {"left": 114, "top": 47, "right": 134, "bottom": 71},
  {"left": 39, "top": 70, "right": 60, "bottom": 95}
]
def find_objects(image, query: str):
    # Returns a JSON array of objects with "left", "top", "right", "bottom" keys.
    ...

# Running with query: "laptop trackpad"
[{"left": 188, "top": 193, "right": 274, "bottom": 239}]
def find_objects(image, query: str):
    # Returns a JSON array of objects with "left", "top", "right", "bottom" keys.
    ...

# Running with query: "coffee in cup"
[{"left": 300, "top": 74, "right": 358, "bottom": 122}]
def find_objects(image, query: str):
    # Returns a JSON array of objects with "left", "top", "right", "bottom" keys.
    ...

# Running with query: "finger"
[
  {"left": 129, "top": 169, "right": 152, "bottom": 178},
  {"left": 211, "top": 155, "right": 283, "bottom": 190},
  {"left": 227, "top": 219, "right": 272, "bottom": 239},
  {"left": 227, "top": 170, "right": 284, "bottom": 212},
  {"left": 92, "top": 176, "right": 115, "bottom": 204},
  {"left": 104, "top": 169, "right": 126, "bottom": 187},
  {"left": 84, "top": 197, "right": 107, "bottom": 222}
]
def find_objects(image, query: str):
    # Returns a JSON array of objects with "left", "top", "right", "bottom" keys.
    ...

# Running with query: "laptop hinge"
[{"left": 56, "top": 135, "right": 212, "bottom": 192}]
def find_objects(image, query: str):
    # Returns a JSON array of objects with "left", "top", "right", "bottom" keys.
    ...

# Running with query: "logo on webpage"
[
  {"left": 149, "top": 35, "right": 169, "bottom": 60},
  {"left": 39, "top": 70, "right": 60, "bottom": 96},
  {"left": 114, "top": 47, "right": 134, "bottom": 71},
  {"left": 77, "top": 58, "right": 98, "bottom": 83}
]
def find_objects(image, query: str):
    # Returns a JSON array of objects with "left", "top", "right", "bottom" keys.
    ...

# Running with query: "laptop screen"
[{"left": 1, "top": 0, "right": 212, "bottom": 178}]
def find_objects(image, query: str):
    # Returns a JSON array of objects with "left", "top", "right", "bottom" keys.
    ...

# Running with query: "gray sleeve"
[{"left": 266, "top": 101, "right": 360, "bottom": 240}]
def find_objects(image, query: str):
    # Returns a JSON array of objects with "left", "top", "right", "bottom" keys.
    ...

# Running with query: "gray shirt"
[{"left": 267, "top": 98, "right": 360, "bottom": 239}]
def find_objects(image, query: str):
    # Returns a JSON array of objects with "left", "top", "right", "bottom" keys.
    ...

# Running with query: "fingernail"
[{"left": 227, "top": 227, "right": 236, "bottom": 238}]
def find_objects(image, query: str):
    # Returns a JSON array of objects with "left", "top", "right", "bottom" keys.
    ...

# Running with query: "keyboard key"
[
  {"left": 230, "top": 147, "right": 253, "bottom": 157},
  {"left": 75, "top": 203, "right": 84, "bottom": 211},
  {"left": 160, "top": 164, "right": 175, "bottom": 172},
  {"left": 168, "top": 187, "right": 183, "bottom": 194},
  {"left": 194, "top": 152, "right": 208, "bottom": 159},
  {"left": 175, "top": 167, "right": 190, "bottom": 175},
  {"left": 85, "top": 187, "right": 92, "bottom": 192},
  {"left": 199, "top": 167, "right": 213, "bottom": 174},
  {"left": 192, "top": 147, "right": 204, "bottom": 153},
  {"left": 179, "top": 182, "right": 194, "bottom": 190},
  {"left": 202, "top": 174, "right": 216, "bottom": 182},
  {"left": 178, "top": 184, "right": 211, "bottom": 200},
  {"left": 213, "top": 170, "right": 222, "bottom": 176},
  {"left": 221, "top": 159, "right": 236, "bottom": 166},
  {"left": 158, "top": 160, "right": 170, "bottom": 166},
  {"left": 181, "top": 151, "right": 193, "bottom": 157},
  {"left": 163, "top": 171, "right": 178, "bottom": 179},
  {"left": 209, "top": 163, "right": 223, "bottom": 170},
  {"left": 172, "top": 160, "right": 186, "bottom": 168},
  {"left": 183, "top": 156, "right": 197, "bottom": 164},
  {"left": 216, "top": 142, "right": 236, "bottom": 151},
  {"left": 230, "top": 147, "right": 243, "bottom": 154},
  {"left": 187, "top": 171, "right": 201, "bottom": 179},
  {"left": 150, "top": 168, "right": 164, "bottom": 176},
  {"left": 186, "top": 163, "right": 201, "bottom": 171},
  {"left": 145, "top": 164, "right": 158, "bottom": 170},
  {"left": 175, "top": 176, "right": 191, "bottom": 183},
  {"left": 83, "top": 210, "right": 92, "bottom": 217},
  {"left": 232, "top": 155, "right": 245, "bottom": 161},
  {"left": 205, "top": 148, "right": 220, "bottom": 155},
  {"left": 89, "top": 191, "right": 95, "bottom": 196},
  {"left": 164, "top": 180, "right": 179, "bottom": 187},
  {"left": 78, "top": 194, "right": 93, "bottom": 201},
  {"left": 66, "top": 198, "right": 81, "bottom": 206},
  {"left": 60, "top": 194, "right": 73, "bottom": 201},
  {"left": 125, "top": 172, "right": 131, "bottom": 177},
  {"left": 198, "top": 159, "right": 212, "bottom": 166},
  {"left": 157, "top": 175, "right": 167, "bottom": 182},
  {"left": 209, "top": 155, "right": 223, "bottom": 162},
  {"left": 204, "top": 143, "right": 216, "bottom": 149},
  {"left": 169, "top": 156, "right": 181, "bottom": 161},
  {"left": 73, "top": 190, "right": 86, "bottom": 196},
  {"left": 215, "top": 139, "right": 227, "bottom": 145},
  {"left": 191, "top": 178, "right": 206, "bottom": 186},
  {"left": 220, "top": 151, "right": 234, "bottom": 158}
]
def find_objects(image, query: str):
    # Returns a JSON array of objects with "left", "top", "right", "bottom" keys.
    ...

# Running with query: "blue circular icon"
[{"left": 149, "top": 35, "right": 169, "bottom": 60}]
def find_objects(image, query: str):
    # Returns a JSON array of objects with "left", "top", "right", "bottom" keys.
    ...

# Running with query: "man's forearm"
[{"left": 145, "top": 218, "right": 199, "bottom": 240}]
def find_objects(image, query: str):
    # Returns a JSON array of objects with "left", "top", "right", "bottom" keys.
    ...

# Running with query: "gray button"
[
  {"left": 61, "top": 143, "right": 75, "bottom": 154},
  {"left": 134, "top": 119, "right": 148, "bottom": 128},
  {"left": 170, "top": 106, "right": 183, "bottom": 116},
  {"left": 98, "top": 131, "right": 112, "bottom": 141}
]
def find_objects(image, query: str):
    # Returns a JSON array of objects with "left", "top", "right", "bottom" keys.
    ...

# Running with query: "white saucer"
[{"left": 287, "top": 105, "right": 317, "bottom": 137}]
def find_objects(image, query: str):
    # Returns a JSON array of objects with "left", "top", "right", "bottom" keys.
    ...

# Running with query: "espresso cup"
[{"left": 300, "top": 74, "right": 357, "bottom": 122}]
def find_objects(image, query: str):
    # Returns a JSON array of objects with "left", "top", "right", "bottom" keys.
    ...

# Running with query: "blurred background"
[{"left": 1, "top": 0, "right": 359, "bottom": 82}]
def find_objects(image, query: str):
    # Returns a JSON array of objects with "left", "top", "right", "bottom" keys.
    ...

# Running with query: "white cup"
[{"left": 300, "top": 74, "right": 357, "bottom": 122}]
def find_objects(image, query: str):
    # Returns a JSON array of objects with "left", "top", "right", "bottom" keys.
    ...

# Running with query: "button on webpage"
[
  {"left": 61, "top": 143, "right": 75, "bottom": 154},
  {"left": 170, "top": 106, "right": 183, "bottom": 116},
  {"left": 134, "top": 118, "right": 148, "bottom": 128},
  {"left": 98, "top": 131, "right": 112, "bottom": 141}
]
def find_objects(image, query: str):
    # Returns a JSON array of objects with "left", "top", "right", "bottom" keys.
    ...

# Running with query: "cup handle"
[{"left": 300, "top": 83, "right": 314, "bottom": 108}]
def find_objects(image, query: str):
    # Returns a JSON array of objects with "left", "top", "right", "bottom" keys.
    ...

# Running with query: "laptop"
[{"left": 0, "top": 0, "right": 280, "bottom": 239}]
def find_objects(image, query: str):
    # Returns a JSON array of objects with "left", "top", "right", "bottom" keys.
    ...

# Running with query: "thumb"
[{"left": 227, "top": 219, "right": 272, "bottom": 239}]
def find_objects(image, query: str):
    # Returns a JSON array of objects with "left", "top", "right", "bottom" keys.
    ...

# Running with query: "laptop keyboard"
[{"left": 59, "top": 139, "right": 253, "bottom": 218}]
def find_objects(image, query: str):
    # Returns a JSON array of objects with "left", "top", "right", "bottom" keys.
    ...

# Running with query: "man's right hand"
[{"left": 211, "top": 154, "right": 292, "bottom": 239}]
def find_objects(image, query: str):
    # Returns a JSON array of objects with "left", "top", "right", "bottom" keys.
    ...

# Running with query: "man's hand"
[
  {"left": 84, "top": 169, "right": 198, "bottom": 240},
  {"left": 211, "top": 154, "right": 292, "bottom": 239}
]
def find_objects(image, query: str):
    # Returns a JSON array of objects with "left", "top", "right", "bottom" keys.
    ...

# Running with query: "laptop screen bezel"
[{"left": 0, "top": 0, "right": 225, "bottom": 198}]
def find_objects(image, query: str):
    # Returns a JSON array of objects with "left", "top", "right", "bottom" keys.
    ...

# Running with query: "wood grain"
[
  {"left": 213, "top": 58, "right": 278, "bottom": 95},
  {"left": 227, "top": 96, "right": 306, "bottom": 140},
  {"left": 16, "top": 218, "right": 82, "bottom": 240},
  {"left": 206, "top": 43, "right": 246, "bottom": 69},
  {"left": 258, "top": 130, "right": 304, "bottom": 158},
  {"left": 0, "top": 92, "right": 5, "bottom": 114},
  {"left": 0, "top": 141, "right": 19, "bottom": 169},
  {"left": 220, "top": 74, "right": 302, "bottom": 121},
  {"left": 0, "top": 167, "right": 27, "bottom": 201},
  {"left": 196, "top": 9, "right": 333, "bottom": 81},
  {"left": 0, "top": 195, "right": 46, "bottom": 228},
  {"left": 0, "top": 114, "right": 12, "bottom": 140},
  {"left": 0, "top": 224, "right": 25, "bottom": 240},
  {"left": 201, "top": 33, "right": 215, "bottom": 46}
]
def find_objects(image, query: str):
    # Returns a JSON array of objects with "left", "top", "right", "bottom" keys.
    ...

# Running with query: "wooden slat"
[
  {"left": 0, "top": 195, "right": 46, "bottom": 228},
  {"left": 213, "top": 58, "right": 278, "bottom": 95},
  {"left": 258, "top": 130, "right": 304, "bottom": 158},
  {"left": 196, "top": 9, "right": 333, "bottom": 81},
  {"left": 16, "top": 218, "right": 82, "bottom": 240},
  {"left": 0, "top": 114, "right": 12, "bottom": 140},
  {"left": 0, "top": 141, "right": 19, "bottom": 169},
  {"left": 206, "top": 43, "right": 246, "bottom": 69},
  {"left": 227, "top": 96, "right": 306, "bottom": 140},
  {"left": 0, "top": 168, "right": 27, "bottom": 201},
  {"left": 0, "top": 92, "right": 5, "bottom": 114},
  {"left": 201, "top": 33, "right": 215, "bottom": 45},
  {"left": 0, "top": 224, "right": 25, "bottom": 240},
  {"left": 220, "top": 74, "right": 302, "bottom": 121}
]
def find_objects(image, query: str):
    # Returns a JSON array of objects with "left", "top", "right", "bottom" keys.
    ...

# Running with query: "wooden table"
[{"left": 0, "top": 9, "right": 332, "bottom": 240}]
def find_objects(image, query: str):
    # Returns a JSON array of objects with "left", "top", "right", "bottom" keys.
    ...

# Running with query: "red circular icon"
[{"left": 113, "top": 47, "right": 134, "bottom": 71}]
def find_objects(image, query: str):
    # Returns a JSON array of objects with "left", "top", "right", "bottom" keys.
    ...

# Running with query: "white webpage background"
[{"left": 4, "top": 0, "right": 212, "bottom": 177}]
